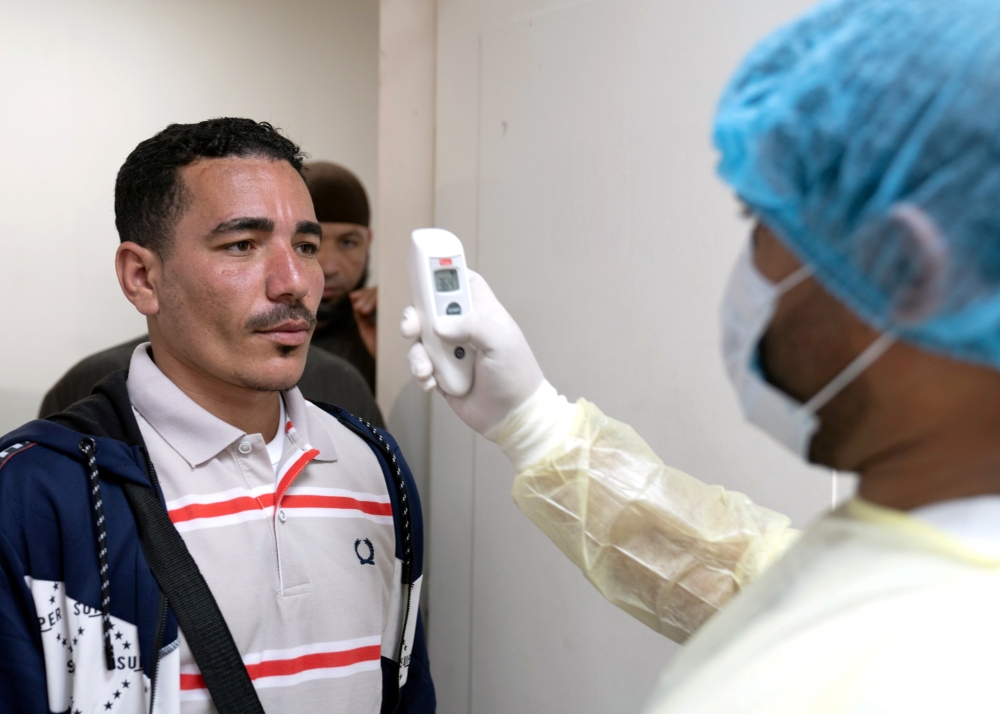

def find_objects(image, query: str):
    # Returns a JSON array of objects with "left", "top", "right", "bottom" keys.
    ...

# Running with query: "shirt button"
[
  {"left": 238, "top": 441, "right": 252, "bottom": 454},
  {"left": 278, "top": 509, "right": 287, "bottom": 523}
]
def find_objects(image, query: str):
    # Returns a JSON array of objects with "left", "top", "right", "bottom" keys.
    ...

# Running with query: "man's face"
[
  {"left": 151, "top": 157, "right": 324, "bottom": 392},
  {"left": 316, "top": 222, "right": 371, "bottom": 315}
]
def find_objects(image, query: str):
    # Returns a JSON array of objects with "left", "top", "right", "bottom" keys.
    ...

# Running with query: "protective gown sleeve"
[{"left": 497, "top": 389, "right": 800, "bottom": 644}]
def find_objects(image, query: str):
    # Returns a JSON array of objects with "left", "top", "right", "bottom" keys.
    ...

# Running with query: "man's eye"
[
  {"left": 228, "top": 240, "right": 253, "bottom": 253},
  {"left": 340, "top": 238, "right": 358, "bottom": 249},
  {"left": 298, "top": 242, "right": 319, "bottom": 255}
]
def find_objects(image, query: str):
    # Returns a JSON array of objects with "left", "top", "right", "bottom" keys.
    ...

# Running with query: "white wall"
[
  {"left": 375, "top": 0, "right": 437, "bottom": 558},
  {"left": 414, "top": 0, "right": 857, "bottom": 712},
  {"left": 0, "top": 0, "right": 378, "bottom": 433}
]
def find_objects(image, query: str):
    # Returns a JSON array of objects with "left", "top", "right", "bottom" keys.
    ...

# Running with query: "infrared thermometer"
[{"left": 407, "top": 228, "right": 475, "bottom": 396}]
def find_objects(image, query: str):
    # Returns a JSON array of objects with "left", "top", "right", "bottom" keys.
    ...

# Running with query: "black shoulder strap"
[
  {"left": 123, "top": 450, "right": 265, "bottom": 714},
  {"left": 52, "top": 372, "right": 265, "bottom": 714}
]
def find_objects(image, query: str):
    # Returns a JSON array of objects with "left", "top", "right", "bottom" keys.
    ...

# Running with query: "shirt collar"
[
  {"left": 126, "top": 343, "right": 337, "bottom": 467},
  {"left": 283, "top": 380, "right": 338, "bottom": 462}
]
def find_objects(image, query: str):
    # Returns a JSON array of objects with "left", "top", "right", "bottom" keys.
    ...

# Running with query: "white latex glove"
[{"left": 401, "top": 271, "right": 546, "bottom": 436}]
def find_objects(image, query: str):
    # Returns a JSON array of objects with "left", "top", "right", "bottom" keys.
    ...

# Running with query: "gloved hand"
[{"left": 400, "top": 270, "right": 546, "bottom": 436}]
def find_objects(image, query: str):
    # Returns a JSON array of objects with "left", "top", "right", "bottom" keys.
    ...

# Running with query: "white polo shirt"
[{"left": 126, "top": 344, "right": 402, "bottom": 713}]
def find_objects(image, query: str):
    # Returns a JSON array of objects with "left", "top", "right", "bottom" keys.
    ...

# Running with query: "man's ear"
[
  {"left": 888, "top": 204, "right": 948, "bottom": 324},
  {"left": 116, "top": 241, "right": 162, "bottom": 316}
]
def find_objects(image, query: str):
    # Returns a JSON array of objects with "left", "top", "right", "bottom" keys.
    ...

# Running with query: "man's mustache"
[{"left": 245, "top": 301, "right": 318, "bottom": 332}]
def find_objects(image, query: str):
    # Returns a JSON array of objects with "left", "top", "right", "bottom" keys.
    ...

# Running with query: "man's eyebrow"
[
  {"left": 210, "top": 217, "right": 275, "bottom": 235},
  {"left": 296, "top": 220, "right": 323, "bottom": 238}
]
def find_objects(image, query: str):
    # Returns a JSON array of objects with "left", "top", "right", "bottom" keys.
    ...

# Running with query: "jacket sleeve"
[
  {"left": 398, "top": 612, "right": 435, "bottom": 713},
  {"left": 510, "top": 399, "right": 800, "bottom": 643},
  {"left": 0, "top": 527, "right": 49, "bottom": 713}
]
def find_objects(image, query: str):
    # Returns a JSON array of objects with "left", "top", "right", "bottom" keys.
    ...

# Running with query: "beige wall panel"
[
  {"left": 375, "top": 0, "right": 438, "bottom": 602},
  {"left": 428, "top": 0, "right": 838, "bottom": 712}
]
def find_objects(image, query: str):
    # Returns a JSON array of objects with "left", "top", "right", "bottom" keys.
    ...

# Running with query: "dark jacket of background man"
[
  {"left": 304, "top": 162, "right": 378, "bottom": 392},
  {"left": 39, "top": 335, "right": 384, "bottom": 428}
]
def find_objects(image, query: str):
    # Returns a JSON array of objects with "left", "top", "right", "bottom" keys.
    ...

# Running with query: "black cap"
[{"left": 303, "top": 161, "right": 370, "bottom": 227}]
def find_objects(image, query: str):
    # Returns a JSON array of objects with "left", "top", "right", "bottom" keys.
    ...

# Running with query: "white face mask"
[{"left": 720, "top": 246, "right": 895, "bottom": 459}]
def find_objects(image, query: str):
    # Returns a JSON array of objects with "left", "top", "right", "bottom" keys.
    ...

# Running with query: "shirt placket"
[{"left": 270, "top": 422, "right": 320, "bottom": 594}]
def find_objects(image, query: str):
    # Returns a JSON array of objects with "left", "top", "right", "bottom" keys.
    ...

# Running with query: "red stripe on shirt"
[
  {"left": 168, "top": 490, "right": 390, "bottom": 524},
  {"left": 275, "top": 448, "right": 320, "bottom": 505},
  {"left": 179, "top": 644, "right": 381, "bottom": 690},
  {"left": 280, "top": 494, "right": 393, "bottom": 517},
  {"left": 168, "top": 495, "right": 263, "bottom": 524}
]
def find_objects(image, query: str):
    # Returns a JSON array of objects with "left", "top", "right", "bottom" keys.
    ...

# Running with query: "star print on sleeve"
[{"left": 28, "top": 579, "right": 147, "bottom": 713}]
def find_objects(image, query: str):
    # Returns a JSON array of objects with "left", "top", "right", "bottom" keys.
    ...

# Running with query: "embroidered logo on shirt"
[{"left": 355, "top": 538, "right": 375, "bottom": 565}]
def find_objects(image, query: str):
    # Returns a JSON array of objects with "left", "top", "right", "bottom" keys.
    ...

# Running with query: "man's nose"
[
  {"left": 266, "top": 241, "right": 311, "bottom": 301},
  {"left": 316, "top": 244, "right": 341, "bottom": 279}
]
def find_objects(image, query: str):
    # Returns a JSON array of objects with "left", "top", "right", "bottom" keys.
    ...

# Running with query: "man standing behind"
[
  {"left": 304, "top": 162, "right": 378, "bottom": 392},
  {"left": 0, "top": 119, "right": 432, "bottom": 713}
]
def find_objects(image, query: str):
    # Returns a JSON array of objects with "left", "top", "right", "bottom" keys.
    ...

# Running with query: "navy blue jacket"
[{"left": 0, "top": 371, "right": 434, "bottom": 713}]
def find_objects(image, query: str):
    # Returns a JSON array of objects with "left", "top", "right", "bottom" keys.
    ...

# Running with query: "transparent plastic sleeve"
[{"left": 510, "top": 399, "right": 800, "bottom": 643}]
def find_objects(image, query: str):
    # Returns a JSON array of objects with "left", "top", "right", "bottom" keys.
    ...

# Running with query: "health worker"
[{"left": 402, "top": 0, "right": 1000, "bottom": 710}]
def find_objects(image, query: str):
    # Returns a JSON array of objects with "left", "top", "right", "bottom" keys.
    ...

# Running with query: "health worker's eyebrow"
[{"left": 210, "top": 217, "right": 275, "bottom": 235}]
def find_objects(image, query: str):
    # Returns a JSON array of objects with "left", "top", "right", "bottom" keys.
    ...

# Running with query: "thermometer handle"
[{"left": 407, "top": 229, "right": 475, "bottom": 396}]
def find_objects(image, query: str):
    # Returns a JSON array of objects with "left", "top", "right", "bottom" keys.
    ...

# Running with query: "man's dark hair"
[{"left": 114, "top": 118, "right": 306, "bottom": 255}]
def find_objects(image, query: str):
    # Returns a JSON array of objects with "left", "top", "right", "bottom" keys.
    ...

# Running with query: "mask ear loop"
[
  {"left": 775, "top": 264, "right": 813, "bottom": 295},
  {"left": 801, "top": 332, "right": 895, "bottom": 416}
]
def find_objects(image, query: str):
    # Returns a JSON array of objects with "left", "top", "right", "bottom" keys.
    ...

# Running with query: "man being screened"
[{"left": 0, "top": 119, "right": 433, "bottom": 714}]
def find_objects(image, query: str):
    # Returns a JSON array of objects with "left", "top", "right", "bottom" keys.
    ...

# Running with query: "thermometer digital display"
[
  {"left": 407, "top": 228, "right": 475, "bottom": 396},
  {"left": 435, "top": 269, "right": 460, "bottom": 293}
]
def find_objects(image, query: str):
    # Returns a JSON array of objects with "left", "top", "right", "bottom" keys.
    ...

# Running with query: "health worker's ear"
[
  {"left": 887, "top": 203, "right": 949, "bottom": 325},
  {"left": 116, "top": 241, "right": 162, "bottom": 317}
]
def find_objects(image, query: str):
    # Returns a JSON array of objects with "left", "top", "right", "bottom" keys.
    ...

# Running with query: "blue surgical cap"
[{"left": 714, "top": 0, "right": 1000, "bottom": 370}]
